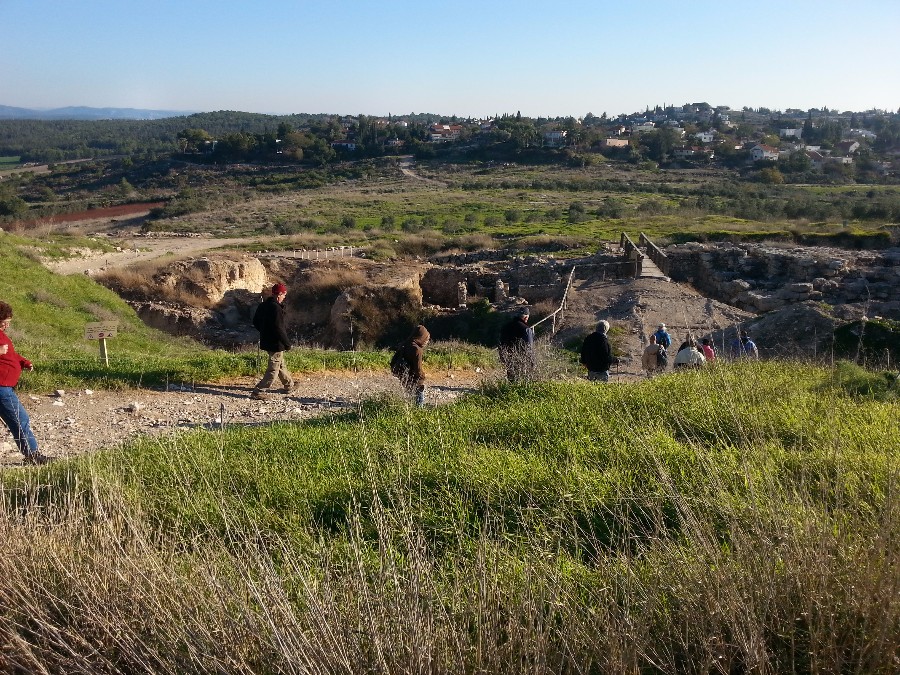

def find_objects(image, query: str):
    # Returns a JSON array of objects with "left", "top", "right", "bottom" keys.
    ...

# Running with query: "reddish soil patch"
[{"left": 15, "top": 202, "right": 165, "bottom": 229}]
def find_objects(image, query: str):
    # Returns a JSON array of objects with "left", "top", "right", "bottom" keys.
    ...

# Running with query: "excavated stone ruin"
[{"left": 116, "top": 241, "right": 900, "bottom": 358}]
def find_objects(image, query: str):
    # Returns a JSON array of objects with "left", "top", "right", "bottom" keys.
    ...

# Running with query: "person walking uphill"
[
  {"left": 391, "top": 324, "right": 430, "bottom": 406},
  {"left": 250, "top": 283, "right": 296, "bottom": 400},
  {"left": 0, "top": 301, "right": 52, "bottom": 465},
  {"left": 652, "top": 323, "right": 672, "bottom": 350},
  {"left": 498, "top": 307, "right": 535, "bottom": 383},
  {"left": 642, "top": 334, "right": 663, "bottom": 376},
  {"left": 730, "top": 330, "right": 759, "bottom": 360},
  {"left": 580, "top": 320, "right": 618, "bottom": 382}
]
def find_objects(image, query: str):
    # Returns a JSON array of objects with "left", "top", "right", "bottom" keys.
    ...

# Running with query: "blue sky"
[{"left": 3, "top": 0, "right": 899, "bottom": 118}]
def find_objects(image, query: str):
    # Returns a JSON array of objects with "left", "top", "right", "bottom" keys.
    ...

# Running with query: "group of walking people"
[
  {"left": 1, "top": 284, "right": 765, "bottom": 463},
  {"left": 197, "top": 283, "right": 764, "bottom": 408},
  {"left": 383, "top": 304, "right": 764, "bottom": 406},
  {"left": 249, "top": 281, "right": 436, "bottom": 406},
  {"left": 640, "top": 322, "right": 758, "bottom": 376}
]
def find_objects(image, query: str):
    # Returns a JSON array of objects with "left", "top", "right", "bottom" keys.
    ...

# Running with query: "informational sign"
[{"left": 84, "top": 321, "right": 119, "bottom": 340}]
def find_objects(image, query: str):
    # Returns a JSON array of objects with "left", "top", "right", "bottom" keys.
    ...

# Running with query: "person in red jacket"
[{"left": 0, "top": 301, "right": 52, "bottom": 465}]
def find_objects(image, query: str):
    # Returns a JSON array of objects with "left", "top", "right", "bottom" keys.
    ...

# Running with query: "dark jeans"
[{"left": 0, "top": 386, "right": 39, "bottom": 457}]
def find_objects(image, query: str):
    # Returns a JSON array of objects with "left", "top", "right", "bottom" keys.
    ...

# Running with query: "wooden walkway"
[{"left": 639, "top": 255, "right": 668, "bottom": 279}]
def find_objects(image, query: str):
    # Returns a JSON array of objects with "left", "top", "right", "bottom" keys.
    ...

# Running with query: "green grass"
[
  {"left": 0, "top": 155, "right": 21, "bottom": 169},
  {"left": 59, "top": 362, "right": 892, "bottom": 544},
  {"left": 1, "top": 361, "right": 897, "bottom": 671},
  {"left": 0, "top": 232, "right": 495, "bottom": 392}
]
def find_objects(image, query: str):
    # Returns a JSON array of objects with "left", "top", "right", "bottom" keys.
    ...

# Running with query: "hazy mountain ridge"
[{"left": 0, "top": 105, "right": 196, "bottom": 120}]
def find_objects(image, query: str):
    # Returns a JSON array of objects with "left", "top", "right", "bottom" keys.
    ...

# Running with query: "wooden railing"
[
  {"left": 530, "top": 266, "right": 577, "bottom": 335},
  {"left": 639, "top": 232, "right": 670, "bottom": 275},
  {"left": 619, "top": 233, "right": 644, "bottom": 278}
]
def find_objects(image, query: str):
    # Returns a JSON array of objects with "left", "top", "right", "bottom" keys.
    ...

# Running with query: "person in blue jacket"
[
  {"left": 729, "top": 330, "right": 759, "bottom": 359},
  {"left": 652, "top": 323, "right": 672, "bottom": 349}
]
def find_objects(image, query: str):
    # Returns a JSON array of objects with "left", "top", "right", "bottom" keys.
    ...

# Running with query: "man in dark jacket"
[
  {"left": 498, "top": 307, "right": 535, "bottom": 383},
  {"left": 250, "top": 283, "right": 295, "bottom": 400},
  {"left": 393, "top": 324, "right": 430, "bottom": 406},
  {"left": 580, "top": 320, "right": 618, "bottom": 381}
]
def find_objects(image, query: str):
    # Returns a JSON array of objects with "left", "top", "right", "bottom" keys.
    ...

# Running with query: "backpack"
[
  {"left": 390, "top": 348, "right": 410, "bottom": 379},
  {"left": 657, "top": 346, "right": 668, "bottom": 368}
]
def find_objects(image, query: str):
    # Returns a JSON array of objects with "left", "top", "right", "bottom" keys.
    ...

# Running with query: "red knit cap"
[{"left": 272, "top": 283, "right": 287, "bottom": 295}]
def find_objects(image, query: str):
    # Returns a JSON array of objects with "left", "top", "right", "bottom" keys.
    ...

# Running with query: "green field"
[
  {"left": 4, "top": 157, "right": 897, "bottom": 258},
  {"left": 1, "top": 160, "right": 899, "bottom": 671},
  {"left": 1, "top": 362, "right": 897, "bottom": 672}
]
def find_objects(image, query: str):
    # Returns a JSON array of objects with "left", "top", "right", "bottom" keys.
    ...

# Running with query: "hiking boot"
[
  {"left": 279, "top": 383, "right": 299, "bottom": 395},
  {"left": 24, "top": 453, "right": 55, "bottom": 466},
  {"left": 249, "top": 390, "right": 269, "bottom": 401}
]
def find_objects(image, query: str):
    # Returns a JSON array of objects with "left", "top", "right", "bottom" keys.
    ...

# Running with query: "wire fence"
[{"left": 257, "top": 246, "right": 361, "bottom": 260}]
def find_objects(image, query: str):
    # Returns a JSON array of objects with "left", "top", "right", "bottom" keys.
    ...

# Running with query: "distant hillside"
[
  {"left": 0, "top": 110, "right": 336, "bottom": 162},
  {"left": 0, "top": 105, "right": 195, "bottom": 121}
]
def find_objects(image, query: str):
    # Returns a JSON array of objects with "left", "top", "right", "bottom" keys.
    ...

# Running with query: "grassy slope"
[
  {"left": 0, "top": 233, "right": 495, "bottom": 391},
  {"left": 1, "top": 362, "right": 897, "bottom": 671},
  {"left": 1, "top": 218, "right": 898, "bottom": 670}
]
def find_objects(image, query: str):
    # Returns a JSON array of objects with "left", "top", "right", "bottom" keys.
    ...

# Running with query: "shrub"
[{"left": 832, "top": 318, "right": 900, "bottom": 368}]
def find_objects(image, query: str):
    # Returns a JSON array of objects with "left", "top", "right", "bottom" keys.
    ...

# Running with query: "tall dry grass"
[{"left": 1, "top": 362, "right": 897, "bottom": 672}]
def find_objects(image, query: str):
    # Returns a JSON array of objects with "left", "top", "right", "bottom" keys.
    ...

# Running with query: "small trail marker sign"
[
  {"left": 84, "top": 321, "right": 119, "bottom": 366},
  {"left": 84, "top": 322, "right": 119, "bottom": 340}
]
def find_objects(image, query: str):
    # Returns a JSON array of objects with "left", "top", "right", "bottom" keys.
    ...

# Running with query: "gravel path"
[
  {"left": 1, "top": 370, "right": 489, "bottom": 467},
  {"left": 46, "top": 235, "right": 251, "bottom": 275}
]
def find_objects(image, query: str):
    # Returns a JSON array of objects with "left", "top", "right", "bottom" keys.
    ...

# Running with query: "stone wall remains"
[{"left": 665, "top": 242, "right": 900, "bottom": 317}]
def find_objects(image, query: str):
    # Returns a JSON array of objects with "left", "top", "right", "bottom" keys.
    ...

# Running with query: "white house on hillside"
[
  {"left": 630, "top": 122, "right": 656, "bottom": 134},
  {"left": 543, "top": 130, "right": 568, "bottom": 147},
  {"left": 429, "top": 124, "right": 463, "bottom": 142},
  {"left": 599, "top": 138, "right": 629, "bottom": 148},
  {"left": 780, "top": 128, "right": 803, "bottom": 138},
  {"left": 805, "top": 150, "right": 825, "bottom": 170},
  {"left": 750, "top": 144, "right": 779, "bottom": 161},
  {"left": 849, "top": 128, "right": 876, "bottom": 140}
]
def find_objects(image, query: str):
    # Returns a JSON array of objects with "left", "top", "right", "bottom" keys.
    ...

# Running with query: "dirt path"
[
  {"left": 1, "top": 370, "right": 490, "bottom": 467},
  {"left": 398, "top": 156, "right": 448, "bottom": 186},
  {"left": 46, "top": 235, "right": 251, "bottom": 275},
  {"left": 561, "top": 273, "right": 754, "bottom": 358}
]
